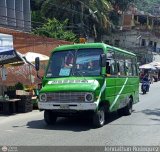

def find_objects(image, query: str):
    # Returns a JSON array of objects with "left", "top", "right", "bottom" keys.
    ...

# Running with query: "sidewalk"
[{"left": 0, "top": 114, "right": 8, "bottom": 122}]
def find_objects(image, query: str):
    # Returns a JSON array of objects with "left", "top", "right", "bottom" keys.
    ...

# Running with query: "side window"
[
  {"left": 118, "top": 60, "right": 125, "bottom": 76},
  {"left": 107, "top": 50, "right": 115, "bottom": 58},
  {"left": 106, "top": 51, "right": 117, "bottom": 75},
  {"left": 115, "top": 52, "right": 125, "bottom": 76},
  {"left": 132, "top": 64, "right": 138, "bottom": 76},
  {"left": 132, "top": 57, "right": 138, "bottom": 76},
  {"left": 125, "top": 59, "right": 132, "bottom": 76},
  {"left": 106, "top": 59, "right": 117, "bottom": 75}
]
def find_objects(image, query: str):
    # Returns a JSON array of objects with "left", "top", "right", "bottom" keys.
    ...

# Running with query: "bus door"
[
  {"left": 115, "top": 55, "right": 128, "bottom": 111},
  {"left": 105, "top": 51, "right": 117, "bottom": 108}
]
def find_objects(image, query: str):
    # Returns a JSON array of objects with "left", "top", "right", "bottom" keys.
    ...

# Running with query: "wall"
[
  {"left": 0, "top": 27, "right": 72, "bottom": 86},
  {"left": 0, "top": 0, "right": 31, "bottom": 32},
  {"left": 103, "top": 29, "right": 160, "bottom": 64}
]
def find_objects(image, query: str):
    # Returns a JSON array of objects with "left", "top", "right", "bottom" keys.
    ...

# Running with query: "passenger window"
[
  {"left": 117, "top": 60, "right": 125, "bottom": 76},
  {"left": 107, "top": 51, "right": 115, "bottom": 58},
  {"left": 106, "top": 51, "right": 117, "bottom": 76},
  {"left": 106, "top": 59, "right": 117, "bottom": 75},
  {"left": 125, "top": 59, "right": 132, "bottom": 76},
  {"left": 132, "top": 64, "right": 138, "bottom": 76}
]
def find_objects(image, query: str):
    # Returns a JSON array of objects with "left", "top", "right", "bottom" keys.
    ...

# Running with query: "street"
[{"left": 0, "top": 82, "right": 160, "bottom": 146}]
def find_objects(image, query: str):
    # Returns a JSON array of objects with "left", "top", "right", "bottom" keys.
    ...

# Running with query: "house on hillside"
[{"left": 103, "top": 4, "right": 160, "bottom": 64}]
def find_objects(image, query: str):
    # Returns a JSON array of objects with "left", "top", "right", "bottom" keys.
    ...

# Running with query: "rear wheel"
[
  {"left": 44, "top": 110, "right": 57, "bottom": 125},
  {"left": 93, "top": 106, "right": 105, "bottom": 128},
  {"left": 118, "top": 98, "right": 133, "bottom": 116},
  {"left": 143, "top": 90, "right": 146, "bottom": 94}
]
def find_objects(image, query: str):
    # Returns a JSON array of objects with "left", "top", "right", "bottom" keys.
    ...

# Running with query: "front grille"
[{"left": 46, "top": 92, "right": 86, "bottom": 103}]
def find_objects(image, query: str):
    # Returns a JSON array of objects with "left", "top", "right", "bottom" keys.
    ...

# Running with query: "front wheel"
[
  {"left": 92, "top": 106, "right": 105, "bottom": 128},
  {"left": 44, "top": 110, "right": 57, "bottom": 125}
]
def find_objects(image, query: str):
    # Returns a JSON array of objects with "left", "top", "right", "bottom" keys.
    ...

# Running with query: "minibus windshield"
[{"left": 46, "top": 48, "right": 103, "bottom": 78}]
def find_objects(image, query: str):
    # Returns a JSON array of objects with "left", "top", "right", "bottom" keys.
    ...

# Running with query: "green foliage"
[
  {"left": 15, "top": 82, "right": 24, "bottom": 90},
  {"left": 32, "top": 18, "right": 78, "bottom": 42},
  {"left": 30, "top": 0, "right": 134, "bottom": 41},
  {"left": 31, "top": 11, "right": 45, "bottom": 29}
]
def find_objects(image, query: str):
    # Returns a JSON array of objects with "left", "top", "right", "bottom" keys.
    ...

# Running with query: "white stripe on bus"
[
  {"left": 95, "top": 79, "right": 106, "bottom": 106},
  {"left": 110, "top": 77, "right": 128, "bottom": 111}
]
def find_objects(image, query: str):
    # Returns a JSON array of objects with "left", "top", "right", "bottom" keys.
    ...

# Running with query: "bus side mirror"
[
  {"left": 100, "top": 54, "right": 106, "bottom": 67},
  {"left": 35, "top": 57, "right": 40, "bottom": 71}
]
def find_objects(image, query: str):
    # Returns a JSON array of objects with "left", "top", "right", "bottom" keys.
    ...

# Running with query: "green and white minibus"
[{"left": 35, "top": 43, "right": 139, "bottom": 128}]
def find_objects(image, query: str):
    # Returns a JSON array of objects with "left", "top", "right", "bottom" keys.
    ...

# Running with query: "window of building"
[
  {"left": 154, "top": 42, "right": 157, "bottom": 52},
  {"left": 148, "top": 41, "right": 153, "bottom": 47},
  {"left": 105, "top": 40, "right": 110, "bottom": 45},
  {"left": 114, "top": 40, "right": 120, "bottom": 47},
  {"left": 141, "top": 39, "right": 146, "bottom": 46}
]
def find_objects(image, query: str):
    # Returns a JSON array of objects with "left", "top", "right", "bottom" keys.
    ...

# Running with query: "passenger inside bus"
[
  {"left": 106, "top": 61, "right": 111, "bottom": 76},
  {"left": 64, "top": 52, "right": 74, "bottom": 68}
]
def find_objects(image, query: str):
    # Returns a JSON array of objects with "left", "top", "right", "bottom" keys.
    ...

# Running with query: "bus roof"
[
  {"left": 53, "top": 43, "right": 136, "bottom": 56},
  {"left": 106, "top": 45, "right": 136, "bottom": 56}
]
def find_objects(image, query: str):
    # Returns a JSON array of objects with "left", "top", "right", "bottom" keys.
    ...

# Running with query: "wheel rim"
[{"left": 99, "top": 109, "right": 105, "bottom": 125}]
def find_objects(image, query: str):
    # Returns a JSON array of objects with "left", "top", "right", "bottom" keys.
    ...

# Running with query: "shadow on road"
[
  {"left": 142, "top": 108, "right": 160, "bottom": 117},
  {"left": 26, "top": 117, "right": 92, "bottom": 132},
  {"left": 23, "top": 112, "right": 121, "bottom": 132},
  {"left": 134, "top": 108, "right": 160, "bottom": 117}
]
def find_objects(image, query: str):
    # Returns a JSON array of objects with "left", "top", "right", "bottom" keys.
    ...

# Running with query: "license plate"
[{"left": 60, "top": 104, "right": 69, "bottom": 109}]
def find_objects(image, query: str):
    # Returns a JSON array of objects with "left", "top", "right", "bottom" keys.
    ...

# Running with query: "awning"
[
  {"left": 24, "top": 52, "right": 49, "bottom": 63},
  {"left": 0, "top": 49, "right": 25, "bottom": 65},
  {"left": 139, "top": 64, "right": 156, "bottom": 70}
]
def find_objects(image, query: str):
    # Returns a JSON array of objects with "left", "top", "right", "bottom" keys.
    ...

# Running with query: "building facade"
[
  {"left": 0, "top": 0, "right": 31, "bottom": 32},
  {"left": 0, "top": 0, "right": 71, "bottom": 86},
  {"left": 103, "top": 6, "right": 160, "bottom": 64}
]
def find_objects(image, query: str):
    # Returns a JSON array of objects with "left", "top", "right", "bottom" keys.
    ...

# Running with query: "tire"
[
  {"left": 44, "top": 110, "right": 57, "bottom": 125},
  {"left": 93, "top": 106, "right": 105, "bottom": 128},
  {"left": 118, "top": 98, "right": 133, "bottom": 116},
  {"left": 143, "top": 90, "right": 146, "bottom": 94},
  {"left": 117, "top": 108, "right": 124, "bottom": 116}
]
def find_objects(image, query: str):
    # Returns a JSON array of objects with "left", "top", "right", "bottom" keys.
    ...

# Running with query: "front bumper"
[{"left": 38, "top": 102, "right": 97, "bottom": 111}]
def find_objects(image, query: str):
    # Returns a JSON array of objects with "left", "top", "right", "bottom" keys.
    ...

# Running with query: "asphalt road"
[{"left": 0, "top": 81, "right": 160, "bottom": 148}]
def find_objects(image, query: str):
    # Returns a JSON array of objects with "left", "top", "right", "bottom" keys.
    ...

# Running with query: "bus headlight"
[
  {"left": 85, "top": 93, "right": 94, "bottom": 102},
  {"left": 39, "top": 93, "right": 47, "bottom": 102}
]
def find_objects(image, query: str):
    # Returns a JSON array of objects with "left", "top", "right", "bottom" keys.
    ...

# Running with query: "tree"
[
  {"left": 31, "top": 0, "right": 134, "bottom": 41},
  {"left": 32, "top": 18, "right": 78, "bottom": 42},
  {"left": 39, "top": 0, "right": 112, "bottom": 41}
]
